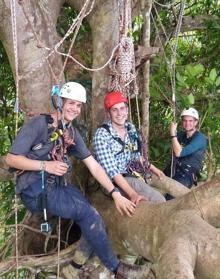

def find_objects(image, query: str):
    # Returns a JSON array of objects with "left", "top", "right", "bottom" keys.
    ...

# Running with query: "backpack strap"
[
  {"left": 101, "top": 124, "right": 124, "bottom": 146},
  {"left": 101, "top": 123, "right": 141, "bottom": 155}
]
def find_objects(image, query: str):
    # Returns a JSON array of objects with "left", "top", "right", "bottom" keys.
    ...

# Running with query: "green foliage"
[
  {"left": 56, "top": 4, "right": 93, "bottom": 73},
  {"left": 131, "top": 15, "right": 144, "bottom": 43},
  {"left": 0, "top": 42, "right": 25, "bottom": 258},
  {"left": 149, "top": 1, "right": 220, "bottom": 176}
]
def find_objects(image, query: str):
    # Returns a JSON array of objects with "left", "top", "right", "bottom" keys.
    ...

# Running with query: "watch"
[{"left": 109, "top": 187, "right": 120, "bottom": 196}]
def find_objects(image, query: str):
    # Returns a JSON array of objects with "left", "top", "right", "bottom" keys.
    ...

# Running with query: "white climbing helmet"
[
  {"left": 60, "top": 82, "right": 86, "bottom": 103},
  {"left": 181, "top": 108, "right": 199, "bottom": 120}
]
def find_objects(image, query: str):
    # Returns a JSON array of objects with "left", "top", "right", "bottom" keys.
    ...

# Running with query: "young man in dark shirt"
[
  {"left": 6, "top": 82, "right": 141, "bottom": 277},
  {"left": 164, "top": 107, "right": 207, "bottom": 189}
]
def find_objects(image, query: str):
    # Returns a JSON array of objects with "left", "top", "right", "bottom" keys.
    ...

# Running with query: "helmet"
[
  {"left": 181, "top": 108, "right": 199, "bottom": 120},
  {"left": 60, "top": 82, "right": 86, "bottom": 103},
  {"left": 104, "top": 91, "right": 128, "bottom": 110}
]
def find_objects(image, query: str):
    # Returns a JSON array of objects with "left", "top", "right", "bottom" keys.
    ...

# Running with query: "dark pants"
[
  {"left": 164, "top": 167, "right": 195, "bottom": 200},
  {"left": 20, "top": 180, "right": 119, "bottom": 271}
]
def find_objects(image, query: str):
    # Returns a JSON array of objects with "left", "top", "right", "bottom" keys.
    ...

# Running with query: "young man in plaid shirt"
[{"left": 93, "top": 91, "right": 165, "bottom": 205}]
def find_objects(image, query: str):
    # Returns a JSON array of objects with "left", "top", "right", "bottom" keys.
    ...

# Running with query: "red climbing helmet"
[{"left": 104, "top": 91, "right": 128, "bottom": 110}]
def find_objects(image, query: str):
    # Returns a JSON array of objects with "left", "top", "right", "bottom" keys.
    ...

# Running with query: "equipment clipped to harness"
[
  {"left": 51, "top": 84, "right": 63, "bottom": 112},
  {"left": 40, "top": 162, "right": 52, "bottom": 233},
  {"left": 50, "top": 129, "right": 63, "bottom": 142}
]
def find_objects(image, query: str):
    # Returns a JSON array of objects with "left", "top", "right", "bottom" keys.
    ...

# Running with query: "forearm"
[
  {"left": 84, "top": 156, "right": 115, "bottom": 193},
  {"left": 171, "top": 137, "right": 182, "bottom": 157},
  {"left": 113, "top": 174, "right": 137, "bottom": 198},
  {"left": 6, "top": 153, "right": 42, "bottom": 171},
  {"left": 170, "top": 122, "right": 182, "bottom": 156}
]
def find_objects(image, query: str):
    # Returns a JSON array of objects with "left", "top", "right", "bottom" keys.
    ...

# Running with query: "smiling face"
[
  {"left": 62, "top": 98, "right": 82, "bottom": 123},
  {"left": 182, "top": 115, "right": 198, "bottom": 133},
  {"left": 109, "top": 102, "right": 128, "bottom": 128}
]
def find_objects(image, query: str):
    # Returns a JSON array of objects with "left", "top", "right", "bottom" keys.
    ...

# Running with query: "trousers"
[
  {"left": 20, "top": 179, "right": 119, "bottom": 271},
  {"left": 124, "top": 176, "right": 166, "bottom": 202}
]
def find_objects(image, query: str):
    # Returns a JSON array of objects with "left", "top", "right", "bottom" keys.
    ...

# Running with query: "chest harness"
[
  {"left": 101, "top": 124, "right": 152, "bottom": 182},
  {"left": 30, "top": 115, "right": 75, "bottom": 232},
  {"left": 170, "top": 131, "right": 200, "bottom": 185}
]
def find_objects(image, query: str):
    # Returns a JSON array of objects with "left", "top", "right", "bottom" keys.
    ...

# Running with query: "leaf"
[
  {"left": 209, "top": 68, "right": 217, "bottom": 82},
  {"left": 187, "top": 93, "right": 195, "bottom": 105},
  {"left": 215, "top": 76, "right": 220, "bottom": 87},
  {"left": 205, "top": 76, "right": 213, "bottom": 85},
  {"left": 185, "top": 64, "right": 204, "bottom": 78},
  {"left": 193, "top": 64, "right": 205, "bottom": 76},
  {"left": 176, "top": 72, "right": 185, "bottom": 82}
]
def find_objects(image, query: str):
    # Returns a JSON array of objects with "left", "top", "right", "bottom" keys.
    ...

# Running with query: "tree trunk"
[
  {"left": 1, "top": 176, "right": 220, "bottom": 278},
  {"left": 0, "top": 0, "right": 64, "bottom": 114},
  {"left": 89, "top": 175, "right": 220, "bottom": 279}
]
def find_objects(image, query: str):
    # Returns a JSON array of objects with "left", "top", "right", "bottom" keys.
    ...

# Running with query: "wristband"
[
  {"left": 170, "top": 135, "right": 177, "bottom": 139},
  {"left": 40, "top": 161, "right": 46, "bottom": 171},
  {"left": 109, "top": 187, "right": 120, "bottom": 196}
]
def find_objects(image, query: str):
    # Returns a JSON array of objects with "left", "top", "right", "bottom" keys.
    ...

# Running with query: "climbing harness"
[
  {"left": 101, "top": 123, "right": 151, "bottom": 181},
  {"left": 101, "top": 123, "right": 141, "bottom": 156}
]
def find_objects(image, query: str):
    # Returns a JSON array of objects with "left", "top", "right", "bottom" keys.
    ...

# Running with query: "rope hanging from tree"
[
  {"left": 10, "top": 0, "right": 20, "bottom": 277},
  {"left": 108, "top": 0, "right": 139, "bottom": 99},
  {"left": 152, "top": 0, "right": 186, "bottom": 178},
  {"left": 169, "top": 0, "right": 186, "bottom": 177}
]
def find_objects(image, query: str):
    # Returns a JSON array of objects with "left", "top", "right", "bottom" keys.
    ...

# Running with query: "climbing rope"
[
  {"left": 18, "top": 0, "right": 118, "bottom": 84},
  {"left": 108, "top": 0, "right": 139, "bottom": 98},
  {"left": 192, "top": 189, "right": 206, "bottom": 220},
  {"left": 57, "top": 217, "right": 61, "bottom": 278},
  {"left": 10, "top": 0, "right": 20, "bottom": 277},
  {"left": 170, "top": 0, "right": 186, "bottom": 121},
  {"left": 151, "top": 1, "right": 186, "bottom": 177},
  {"left": 170, "top": 0, "right": 186, "bottom": 177},
  {"left": 19, "top": 1, "right": 59, "bottom": 85}
]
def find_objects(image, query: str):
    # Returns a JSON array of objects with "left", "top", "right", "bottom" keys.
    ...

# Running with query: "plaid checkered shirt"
[{"left": 93, "top": 121, "right": 140, "bottom": 179}]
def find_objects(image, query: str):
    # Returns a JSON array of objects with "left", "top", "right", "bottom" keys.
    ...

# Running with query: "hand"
[
  {"left": 130, "top": 193, "right": 148, "bottom": 205},
  {"left": 112, "top": 192, "right": 136, "bottom": 217},
  {"left": 170, "top": 122, "right": 177, "bottom": 136},
  {"left": 150, "top": 164, "right": 165, "bottom": 180},
  {"left": 153, "top": 168, "right": 165, "bottom": 179},
  {"left": 45, "top": 160, "right": 69, "bottom": 176}
]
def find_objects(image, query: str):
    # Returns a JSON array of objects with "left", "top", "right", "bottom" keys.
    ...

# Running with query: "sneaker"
[{"left": 115, "top": 261, "right": 142, "bottom": 279}]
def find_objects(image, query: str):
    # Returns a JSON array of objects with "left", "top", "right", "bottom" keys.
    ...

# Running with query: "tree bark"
[
  {"left": 1, "top": 176, "right": 220, "bottom": 278},
  {"left": 0, "top": 0, "right": 64, "bottom": 114},
  {"left": 89, "top": 175, "right": 220, "bottom": 279}
]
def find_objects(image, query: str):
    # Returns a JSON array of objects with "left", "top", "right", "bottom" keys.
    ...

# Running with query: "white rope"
[
  {"left": 18, "top": 0, "right": 117, "bottom": 81},
  {"left": 10, "top": 0, "right": 19, "bottom": 277},
  {"left": 151, "top": 1, "right": 186, "bottom": 177},
  {"left": 57, "top": 0, "right": 95, "bottom": 82},
  {"left": 57, "top": 217, "right": 61, "bottom": 278},
  {"left": 171, "top": 0, "right": 186, "bottom": 119},
  {"left": 170, "top": 0, "right": 186, "bottom": 177},
  {"left": 154, "top": 0, "right": 173, "bottom": 8},
  {"left": 152, "top": 3, "right": 175, "bottom": 53},
  {"left": 55, "top": 43, "right": 120, "bottom": 72}
]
